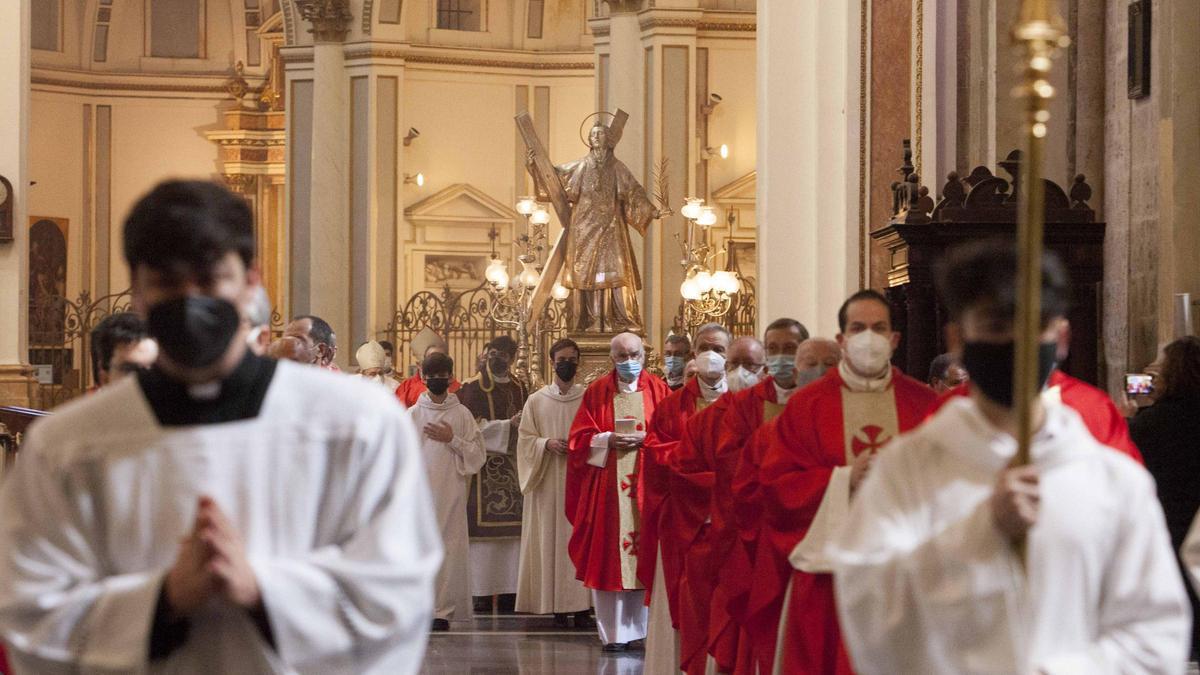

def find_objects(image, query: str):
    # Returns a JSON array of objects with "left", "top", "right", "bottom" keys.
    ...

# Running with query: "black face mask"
[
  {"left": 146, "top": 296, "right": 241, "bottom": 370},
  {"left": 554, "top": 360, "right": 579, "bottom": 382},
  {"left": 425, "top": 377, "right": 451, "bottom": 396},
  {"left": 488, "top": 356, "right": 510, "bottom": 376},
  {"left": 961, "top": 340, "right": 1058, "bottom": 407}
]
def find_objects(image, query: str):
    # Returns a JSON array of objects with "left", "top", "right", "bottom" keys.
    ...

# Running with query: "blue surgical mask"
[
  {"left": 795, "top": 366, "right": 826, "bottom": 389},
  {"left": 766, "top": 354, "right": 795, "bottom": 380},
  {"left": 615, "top": 358, "right": 643, "bottom": 381},
  {"left": 664, "top": 355, "right": 686, "bottom": 376}
]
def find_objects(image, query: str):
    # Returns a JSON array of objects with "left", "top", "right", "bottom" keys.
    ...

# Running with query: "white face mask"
[
  {"left": 694, "top": 350, "right": 727, "bottom": 380},
  {"left": 845, "top": 330, "right": 893, "bottom": 377},
  {"left": 727, "top": 365, "right": 761, "bottom": 393}
]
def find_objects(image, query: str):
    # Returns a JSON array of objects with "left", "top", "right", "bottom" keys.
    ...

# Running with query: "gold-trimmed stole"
[{"left": 613, "top": 390, "right": 646, "bottom": 590}]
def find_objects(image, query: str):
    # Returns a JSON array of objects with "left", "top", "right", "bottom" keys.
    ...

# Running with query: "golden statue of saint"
[{"left": 528, "top": 122, "right": 667, "bottom": 332}]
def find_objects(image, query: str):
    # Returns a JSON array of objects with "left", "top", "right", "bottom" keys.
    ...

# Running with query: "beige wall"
[{"left": 28, "top": 91, "right": 225, "bottom": 296}]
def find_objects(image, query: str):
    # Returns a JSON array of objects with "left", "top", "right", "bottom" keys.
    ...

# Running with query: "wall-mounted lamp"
[
  {"left": 703, "top": 144, "right": 729, "bottom": 160},
  {"left": 404, "top": 172, "right": 425, "bottom": 187},
  {"left": 403, "top": 128, "right": 421, "bottom": 146}
]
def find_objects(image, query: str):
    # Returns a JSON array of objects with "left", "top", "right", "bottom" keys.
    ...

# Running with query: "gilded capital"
[{"left": 295, "top": 0, "right": 352, "bottom": 43}]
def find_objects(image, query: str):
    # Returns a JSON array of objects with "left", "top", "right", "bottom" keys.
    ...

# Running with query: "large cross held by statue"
[{"left": 515, "top": 109, "right": 629, "bottom": 324}]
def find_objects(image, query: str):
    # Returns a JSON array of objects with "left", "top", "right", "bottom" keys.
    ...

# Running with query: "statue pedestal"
[{"left": 568, "top": 331, "right": 659, "bottom": 385}]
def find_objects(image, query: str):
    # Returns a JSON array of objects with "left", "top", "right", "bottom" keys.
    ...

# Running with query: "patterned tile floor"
[{"left": 420, "top": 614, "right": 644, "bottom": 674}]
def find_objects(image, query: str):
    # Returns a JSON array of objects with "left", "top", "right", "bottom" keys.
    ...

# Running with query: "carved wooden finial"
[{"left": 1069, "top": 174, "right": 1093, "bottom": 208}]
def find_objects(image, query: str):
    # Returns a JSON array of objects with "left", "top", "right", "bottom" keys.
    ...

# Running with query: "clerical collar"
[
  {"left": 617, "top": 375, "right": 639, "bottom": 393},
  {"left": 667, "top": 373, "right": 685, "bottom": 389},
  {"left": 775, "top": 380, "right": 798, "bottom": 404},
  {"left": 699, "top": 377, "right": 727, "bottom": 402},
  {"left": 838, "top": 360, "right": 893, "bottom": 393},
  {"left": 137, "top": 353, "right": 277, "bottom": 426}
]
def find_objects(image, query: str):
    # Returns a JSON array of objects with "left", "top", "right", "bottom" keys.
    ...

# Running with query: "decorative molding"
[
  {"left": 696, "top": 21, "right": 756, "bottom": 32},
  {"left": 913, "top": 0, "right": 923, "bottom": 174},
  {"left": 31, "top": 74, "right": 232, "bottom": 95},
  {"left": 282, "top": 0, "right": 298, "bottom": 46},
  {"left": 859, "top": 0, "right": 869, "bottom": 288},
  {"left": 295, "top": 0, "right": 352, "bottom": 42},
  {"left": 361, "top": 0, "right": 374, "bottom": 35},
  {"left": 406, "top": 183, "right": 518, "bottom": 222},
  {"left": 341, "top": 46, "right": 592, "bottom": 71},
  {"left": 590, "top": 22, "right": 611, "bottom": 37},
  {"left": 639, "top": 16, "right": 699, "bottom": 31},
  {"left": 711, "top": 171, "right": 756, "bottom": 202}
]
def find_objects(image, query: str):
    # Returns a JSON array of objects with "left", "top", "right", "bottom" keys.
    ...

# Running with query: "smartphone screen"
[{"left": 1125, "top": 373, "right": 1154, "bottom": 396}]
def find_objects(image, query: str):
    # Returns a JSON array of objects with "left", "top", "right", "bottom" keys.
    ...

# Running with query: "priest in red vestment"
[
  {"left": 926, "top": 317, "right": 1142, "bottom": 463},
  {"left": 396, "top": 343, "right": 462, "bottom": 407},
  {"left": 567, "top": 332, "right": 671, "bottom": 652},
  {"left": 701, "top": 334, "right": 840, "bottom": 674},
  {"left": 667, "top": 319, "right": 806, "bottom": 674},
  {"left": 752, "top": 290, "right": 938, "bottom": 674},
  {"left": 638, "top": 323, "right": 733, "bottom": 671}
]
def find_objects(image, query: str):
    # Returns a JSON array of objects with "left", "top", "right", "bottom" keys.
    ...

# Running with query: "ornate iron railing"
[
  {"left": 27, "top": 289, "right": 133, "bottom": 408},
  {"left": 381, "top": 282, "right": 569, "bottom": 385}
]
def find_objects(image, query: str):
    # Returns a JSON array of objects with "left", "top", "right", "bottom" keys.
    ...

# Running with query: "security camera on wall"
[{"left": 701, "top": 93, "right": 723, "bottom": 117}]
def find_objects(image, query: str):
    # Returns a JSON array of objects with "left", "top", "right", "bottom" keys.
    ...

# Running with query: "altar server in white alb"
[
  {"left": 829, "top": 241, "right": 1190, "bottom": 675},
  {"left": 515, "top": 338, "right": 593, "bottom": 627},
  {"left": 407, "top": 350, "right": 487, "bottom": 631},
  {"left": 0, "top": 180, "right": 443, "bottom": 675}
]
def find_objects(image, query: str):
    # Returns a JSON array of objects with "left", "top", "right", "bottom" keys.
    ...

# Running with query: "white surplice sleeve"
[
  {"left": 478, "top": 418, "right": 513, "bottom": 455},
  {"left": 249, "top": 409, "right": 443, "bottom": 674},
  {"left": 448, "top": 408, "right": 487, "bottom": 477},
  {"left": 1183, "top": 508, "right": 1200, "bottom": 593},
  {"left": 829, "top": 448, "right": 1023, "bottom": 675},
  {"left": 789, "top": 466, "right": 852, "bottom": 573},
  {"left": 516, "top": 397, "right": 551, "bottom": 494},
  {"left": 0, "top": 430, "right": 167, "bottom": 672},
  {"left": 1037, "top": 471, "right": 1190, "bottom": 675}
]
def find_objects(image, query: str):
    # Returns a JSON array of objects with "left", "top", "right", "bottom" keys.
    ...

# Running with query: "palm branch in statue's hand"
[{"left": 653, "top": 158, "right": 674, "bottom": 219}]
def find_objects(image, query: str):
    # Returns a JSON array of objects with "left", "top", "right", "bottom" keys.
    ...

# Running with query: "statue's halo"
[{"left": 578, "top": 111, "right": 618, "bottom": 148}]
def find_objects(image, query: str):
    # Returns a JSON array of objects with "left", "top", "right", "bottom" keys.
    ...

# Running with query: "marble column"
[
  {"left": 0, "top": 0, "right": 35, "bottom": 407},
  {"left": 756, "top": 0, "right": 863, "bottom": 338}
]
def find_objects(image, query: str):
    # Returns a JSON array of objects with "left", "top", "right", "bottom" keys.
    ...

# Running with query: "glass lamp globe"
[
  {"left": 515, "top": 197, "right": 537, "bottom": 215},
  {"left": 697, "top": 206, "right": 718, "bottom": 228},
  {"left": 681, "top": 198, "right": 704, "bottom": 221},
  {"left": 530, "top": 208, "right": 551, "bottom": 225},
  {"left": 551, "top": 282, "right": 570, "bottom": 301},
  {"left": 517, "top": 260, "right": 541, "bottom": 288},
  {"left": 680, "top": 275, "right": 702, "bottom": 301},
  {"left": 485, "top": 258, "right": 508, "bottom": 286},
  {"left": 712, "top": 270, "right": 740, "bottom": 295},
  {"left": 719, "top": 144, "right": 729, "bottom": 159},
  {"left": 693, "top": 270, "right": 714, "bottom": 294}
]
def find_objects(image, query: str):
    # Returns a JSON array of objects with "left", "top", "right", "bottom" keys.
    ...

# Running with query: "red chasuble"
[
  {"left": 695, "top": 377, "right": 787, "bottom": 673},
  {"left": 928, "top": 369, "right": 1143, "bottom": 463},
  {"left": 638, "top": 377, "right": 716, "bottom": 623},
  {"left": 753, "top": 366, "right": 937, "bottom": 675},
  {"left": 669, "top": 390, "right": 739, "bottom": 675},
  {"left": 395, "top": 374, "right": 461, "bottom": 408},
  {"left": 566, "top": 370, "right": 671, "bottom": 591}
]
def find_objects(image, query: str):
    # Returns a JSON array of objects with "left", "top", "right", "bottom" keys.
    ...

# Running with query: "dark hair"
[
  {"left": 665, "top": 334, "right": 691, "bottom": 348},
  {"left": 837, "top": 290, "right": 894, "bottom": 333},
  {"left": 488, "top": 335, "right": 519, "bottom": 358},
  {"left": 293, "top": 314, "right": 336, "bottom": 349},
  {"left": 928, "top": 352, "right": 955, "bottom": 384},
  {"left": 90, "top": 312, "right": 149, "bottom": 382},
  {"left": 936, "top": 240, "right": 1069, "bottom": 326},
  {"left": 379, "top": 340, "right": 394, "bottom": 354},
  {"left": 123, "top": 180, "right": 254, "bottom": 282},
  {"left": 549, "top": 338, "right": 580, "bottom": 361},
  {"left": 764, "top": 317, "right": 811, "bottom": 341},
  {"left": 422, "top": 351, "right": 455, "bottom": 377},
  {"left": 1159, "top": 336, "right": 1200, "bottom": 401}
]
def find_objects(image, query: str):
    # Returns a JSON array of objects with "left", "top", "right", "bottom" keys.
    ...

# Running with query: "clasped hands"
[
  {"left": 164, "top": 496, "right": 261, "bottom": 619},
  {"left": 608, "top": 432, "right": 644, "bottom": 452}
]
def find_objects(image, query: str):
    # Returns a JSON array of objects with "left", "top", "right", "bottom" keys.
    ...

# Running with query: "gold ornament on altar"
[{"left": 516, "top": 109, "right": 671, "bottom": 333}]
